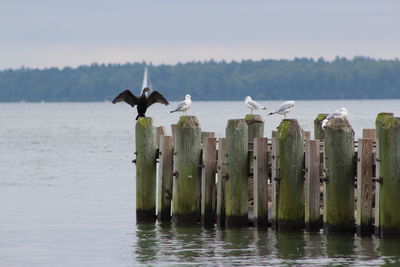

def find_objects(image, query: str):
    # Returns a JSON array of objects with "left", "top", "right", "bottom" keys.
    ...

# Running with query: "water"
[{"left": 1, "top": 100, "right": 400, "bottom": 266}]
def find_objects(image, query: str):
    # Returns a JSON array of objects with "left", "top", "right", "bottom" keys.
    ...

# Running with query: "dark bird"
[{"left": 112, "top": 87, "right": 169, "bottom": 120}]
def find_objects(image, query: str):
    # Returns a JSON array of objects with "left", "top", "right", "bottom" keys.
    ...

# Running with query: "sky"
[{"left": 0, "top": 0, "right": 399, "bottom": 69}]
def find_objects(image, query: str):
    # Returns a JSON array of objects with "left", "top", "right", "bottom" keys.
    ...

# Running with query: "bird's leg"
[
  {"left": 251, "top": 109, "right": 253, "bottom": 115},
  {"left": 284, "top": 114, "right": 287, "bottom": 119}
]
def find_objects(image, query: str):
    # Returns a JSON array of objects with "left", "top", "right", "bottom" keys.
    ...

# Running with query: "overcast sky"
[{"left": 0, "top": 0, "right": 399, "bottom": 69}]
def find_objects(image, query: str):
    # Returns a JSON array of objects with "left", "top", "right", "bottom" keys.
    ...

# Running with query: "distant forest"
[{"left": 1, "top": 57, "right": 399, "bottom": 102}]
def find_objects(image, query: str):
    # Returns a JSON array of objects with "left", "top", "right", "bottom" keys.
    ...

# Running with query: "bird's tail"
[
  {"left": 170, "top": 110, "right": 176, "bottom": 113},
  {"left": 268, "top": 112, "right": 275, "bottom": 115},
  {"left": 135, "top": 114, "right": 139, "bottom": 120},
  {"left": 261, "top": 107, "right": 267, "bottom": 110}
]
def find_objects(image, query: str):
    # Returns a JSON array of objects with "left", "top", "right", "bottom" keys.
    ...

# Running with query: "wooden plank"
[
  {"left": 253, "top": 137, "right": 268, "bottom": 228},
  {"left": 156, "top": 126, "right": 166, "bottom": 148},
  {"left": 362, "top": 129, "right": 376, "bottom": 140},
  {"left": 157, "top": 135, "right": 173, "bottom": 221},
  {"left": 216, "top": 138, "right": 227, "bottom": 227},
  {"left": 225, "top": 119, "right": 248, "bottom": 227},
  {"left": 305, "top": 139, "right": 321, "bottom": 230},
  {"left": 201, "top": 137, "right": 217, "bottom": 226},
  {"left": 356, "top": 138, "right": 373, "bottom": 236},
  {"left": 201, "top": 132, "right": 215, "bottom": 143},
  {"left": 271, "top": 136, "right": 280, "bottom": 229},
  {"left": 304, "top": 131, "right": 311, "bottom": 140}
]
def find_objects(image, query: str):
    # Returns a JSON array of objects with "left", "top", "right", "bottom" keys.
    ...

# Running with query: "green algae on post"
[{"left": 314, "top": 113, "right": 328, "bottom": 140}]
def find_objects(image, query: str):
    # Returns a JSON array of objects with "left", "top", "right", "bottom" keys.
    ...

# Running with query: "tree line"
[{"left": 0, "top": 57, "right": 399, "bottom": 102}]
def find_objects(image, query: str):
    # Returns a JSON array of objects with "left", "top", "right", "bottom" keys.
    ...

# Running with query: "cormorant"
[{"left": 112, "top": 87, "right": 169, "bottom": 120}]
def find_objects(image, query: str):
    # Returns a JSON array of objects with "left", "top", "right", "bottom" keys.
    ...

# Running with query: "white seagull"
[
  {"left": 269, "top": 100, "right": 295, "bottom": 118},
  {"left": 170, "top": 94, "right": 192, "bottom": 115},
  {"left": 322, "top": 107, "right": 348, "bottom": 128},
  {"left": 244, "top": 96, "right": 266, "bottom": 114}
]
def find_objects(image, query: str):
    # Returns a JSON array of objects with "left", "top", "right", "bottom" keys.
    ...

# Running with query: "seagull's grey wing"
[
  {"left": 175, "top": 100, "right": 187, "bottom": 111},
  {"left": 276, "top": 102, "right": 293, "bottom": 112},
  {"left": 248, "top": 99, "right": 260, "bottom": 109},
  {"left": 326, "top": 110, "right": 341, "bottom": 120}
]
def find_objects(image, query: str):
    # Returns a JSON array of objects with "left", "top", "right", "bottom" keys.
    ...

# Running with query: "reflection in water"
[{"left": 134, "top": 223, "right": 400, "bottom": 266}]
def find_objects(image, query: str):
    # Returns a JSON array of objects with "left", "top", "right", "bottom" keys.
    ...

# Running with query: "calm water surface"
[{"left": 1, "top": 100, "right": 400, "bottom": 266}]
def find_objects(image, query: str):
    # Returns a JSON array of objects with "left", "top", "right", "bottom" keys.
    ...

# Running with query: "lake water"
[{"left": 1, "top": 100, "right": 400, "bottom": 266}]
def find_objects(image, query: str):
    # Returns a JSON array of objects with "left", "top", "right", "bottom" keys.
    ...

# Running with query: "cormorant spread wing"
[
  {"left": 146, "top": 91, "right": 169, "bottom": 108},
  {"left": 112, "top": 90, "right": 138, "bottom": 108}
]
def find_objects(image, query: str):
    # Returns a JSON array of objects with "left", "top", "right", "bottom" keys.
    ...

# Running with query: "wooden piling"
[
  {"left": 157, "top": 135, "right": 173, "bottom": 222},
  {"left": 314, "top": 113, "right": 328, "bottom": 140},
  {"left": 253, "top": 137, "right": 268, "bottom": 228},
  {"left": 356, "top": 138, "right": 373, "bottom": 236},
  {"left": 245, "top": 114, "right": 264, "bottom": 147},
  {"left": 225, "top": 119, "right": 248, "bottom": 227},
  {"left": 376, "top": 115, "right": 400, "bottom": 238},
  {"left": 375, "top": 112, "right": 393, "bottom": 236},
  {"left": 271, "top": 136, "right": 280, "bottom": 229},
  {"left": 304, "top": 131, "right": 311, "bottom": 140},
  {"left": 276, "top": 119, "right": 305, "bottom": 229},
  {"left": 135, "top": 117, "right": 157, "bottom": 222},
  {"left": 362, "top": 129, "right": 376, "bottom": 140},
  {"left": 323, "top": 117, "right": 355, "bottom": 233},
  {"left": 201, "top": 137, "right": 217, "bottom": 226},
  {"left": 156, "top": 126, "right": 166, "bottom": 148},
  {"left": 305, "top": 139, "right": 321, "bottom": 230},
  {"left": 172, "top": 116, "right": 202, "bottom": 223},
  {"left": 201, "top": 132, "right": 215, "bottom": 143},
  {"left": 216, "top": 138, "right": 227, "bottom": 227}
]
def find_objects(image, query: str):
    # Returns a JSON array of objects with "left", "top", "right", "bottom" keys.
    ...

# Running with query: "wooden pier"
[{"left": 133, "top": 113, "right": 400, "bottom": 238}]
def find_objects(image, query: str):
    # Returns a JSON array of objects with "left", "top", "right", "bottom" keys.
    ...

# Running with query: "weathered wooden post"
[
  {"left": 375, "top": 113, "right": 393, "bottom": 235},
  {"left": 271, "top": 135, "right": 280, "bottom": 229},
  {"left": 253, "top": 137, "right": 268, "bottom": 228},
  {"left": 201, "top": 132, "right": 215, "bottom": 143},
  {"left": 245, "top": 114, "right": 264, "bottom": 214},
  {"left": 172, "top": 116, "right": 202, "bottom": 223},
  {"left": 305, "top": 139, "right": 321, "bottom": 230},
  {"left": 323, "top": 117, "right": 355, "bottom": 233},
  {"left": 314, "top": 114, "right": 328, "bottom": 140},
  {"left": 376, "top": 114, "right": 400, "bottom": 238},
  {"left": 356, "top": 138, "right": 373, "bottom": 236},
  {"left": 156, "top": 126, "right": 166, "bottom": 148},
  {"left": 225, "top": 119, "right": 248, "bottom": 227},
  {"left": 201, "top": 137, "right": 217, "bottom": 226},
  {"left": 216, "top": 138, "right": 227, "bottom": 227},
  {"left": 362, "top": 129, "right": 376, "bottom": 140},
  {"left": 135, "top": 117, "right": 157, "bottom": 222},
  {"left": 157, "top": 135, "right": 173, "bottom": 222},
  {"left": 276, "top": 119, "right": 305, "bottom": 229}
]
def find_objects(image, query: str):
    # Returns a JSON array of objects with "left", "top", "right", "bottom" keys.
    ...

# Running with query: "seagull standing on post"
[
  {"left": 170, "top": 94, "right": 192, "bottom": 115},
  {"left": 322, "top": 107, "right": 348, "bottom": 128},
  {"left": 244, "top": 96, "right": 266, "bottom": 114},
  {"left": 269, "top": 100, "right": 295, "bottom": 118}
]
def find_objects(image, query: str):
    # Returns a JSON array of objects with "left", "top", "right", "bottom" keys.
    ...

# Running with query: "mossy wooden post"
[
  {"left": 377, "top": 115, "right": 400, "bottom": 238},
  {"left": 135, "top": 117, "right": 157, "bottom": 222},
  {"left": 314, "top": 113, "right": 328, "bottom": 140},
  {"left": 277, "top": 119, "right": 305, "bottom": 229},
  {"left": 305, "top": 139, "right": 321, "bottom": 230},
  {"left": 172, "top": 116, "right": 202, "bottom": 223},
  {"left": 216, "top": 138, "right": 227, "bottom": 227},
  {"left": 157, "top": 135, "right": 173, "bottom": 222},
  {"left": 271, "top": 136, "right": 280, "bottom": 229},
  {"left": 375, "top": 113, "right": 393, "bottom": 236},
  {"left": 253, "top": 137, "right": 268, "bottom": 228},
  {"left": 323, "top": 117, "right": 355, "bottom": 233},
  {"left": 356, "top": 138, "right": 373, "bottom": 236},
  {"left": 225, "top": 119, "right": 248, "bottom": 227},
  {"left": 201, "top": 137, "right": 217, "bottom": 226}
]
